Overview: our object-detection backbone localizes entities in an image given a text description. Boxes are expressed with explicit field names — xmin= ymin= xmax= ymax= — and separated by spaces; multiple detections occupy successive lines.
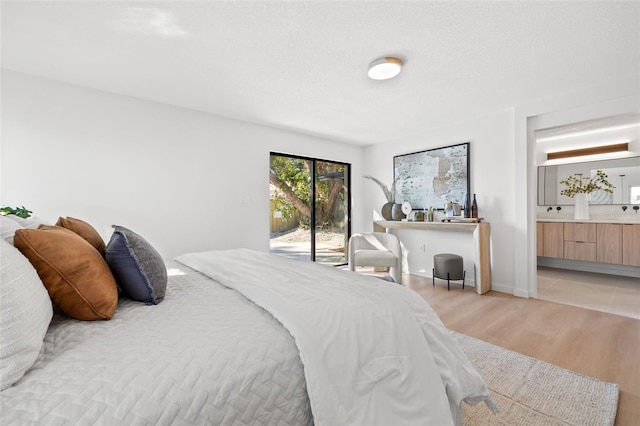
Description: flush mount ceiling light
xmin=368 ymin=57 xmax=403 ymax=80
xmin=546 ymin=142 xmax=629 ymax=161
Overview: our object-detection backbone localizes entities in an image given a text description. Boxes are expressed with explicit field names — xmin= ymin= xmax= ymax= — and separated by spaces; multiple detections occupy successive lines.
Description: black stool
xmin=433 ymin=253 xmax=465 ymax=291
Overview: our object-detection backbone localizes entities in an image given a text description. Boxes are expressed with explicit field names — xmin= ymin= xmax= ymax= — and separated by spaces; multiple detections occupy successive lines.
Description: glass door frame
xmin=269 ymin=152 xmax=351 ymax=264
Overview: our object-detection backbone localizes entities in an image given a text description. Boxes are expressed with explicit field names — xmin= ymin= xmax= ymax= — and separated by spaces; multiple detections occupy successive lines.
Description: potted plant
xmin=559 ymin=170 xmax=614 ymax=219
xmin=363 ymin=176 xmax=404 ymax=220
xmin=0 ymin=205 xmax=32 ymax=219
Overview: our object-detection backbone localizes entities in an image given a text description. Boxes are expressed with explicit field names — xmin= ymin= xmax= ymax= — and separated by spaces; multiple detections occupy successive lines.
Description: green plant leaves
xmin=559 ymin=170 xmax=614 ymax=198
xmin=0 ymin=205 xmax=32 ymax=219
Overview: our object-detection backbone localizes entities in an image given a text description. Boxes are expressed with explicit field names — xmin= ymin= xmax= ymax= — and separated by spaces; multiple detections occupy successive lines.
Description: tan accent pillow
xmin=56 ymin=216 xmax=106 ymax=256
xmin=13 ymin=225 xmax=117 ymax=321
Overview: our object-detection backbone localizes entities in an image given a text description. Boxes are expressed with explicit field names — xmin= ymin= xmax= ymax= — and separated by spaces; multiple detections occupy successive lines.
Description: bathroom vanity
xmin=537 ymin=219 xmax=640 ymax=277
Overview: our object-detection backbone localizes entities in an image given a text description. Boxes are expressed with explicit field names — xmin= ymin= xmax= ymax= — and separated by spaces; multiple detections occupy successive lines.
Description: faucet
xmin=556 ymin=206 xmax=562 ymax=213
xmin=634 ymin=206 xmax=639 ymax=214
xmin=547 ymin=207 xmax=553 ymax=212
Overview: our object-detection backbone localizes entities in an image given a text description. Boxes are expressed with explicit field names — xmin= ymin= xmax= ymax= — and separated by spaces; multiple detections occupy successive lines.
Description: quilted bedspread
xmin=0 ymin=261 xmax=313 ymax=425
xmin=176 ymin=249 xmax=495 ymax=426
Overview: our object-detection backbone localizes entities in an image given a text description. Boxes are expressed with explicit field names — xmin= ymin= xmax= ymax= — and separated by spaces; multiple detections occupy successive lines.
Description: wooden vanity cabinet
xmin=564 ymin=222 xmax=596 ymax=262
xmin=536 ymin=223 xmax=544 ymax=257
xmin=540 ymin=222 xmax=564 ymax=258
xmin=622 ymin=224 xmax=640 ymax=266
xmin=596 ymin=223 xmax=622 ymax=264
xmin=538 ymin=221 xmax=639 ymax=269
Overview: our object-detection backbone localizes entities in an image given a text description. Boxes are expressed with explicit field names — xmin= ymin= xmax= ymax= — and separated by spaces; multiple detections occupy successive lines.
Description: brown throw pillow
xmin=14 ymin=225 xmax=118 ymax=321
xmin=56 ymin=216 xmax=106 ymax=256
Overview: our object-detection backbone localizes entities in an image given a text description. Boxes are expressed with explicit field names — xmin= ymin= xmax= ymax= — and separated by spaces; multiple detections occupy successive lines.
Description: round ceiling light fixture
xmin=367 ymin=57 xmax=403 ymax=80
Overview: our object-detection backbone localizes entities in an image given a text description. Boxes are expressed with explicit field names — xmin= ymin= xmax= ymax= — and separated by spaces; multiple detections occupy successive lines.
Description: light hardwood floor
xmin=401 ymin=273 xmax=640 ymax=426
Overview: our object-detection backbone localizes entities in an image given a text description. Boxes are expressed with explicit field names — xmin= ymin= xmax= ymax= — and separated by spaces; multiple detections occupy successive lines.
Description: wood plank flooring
xmin=404 ymin=274 xmax=640 ymax=426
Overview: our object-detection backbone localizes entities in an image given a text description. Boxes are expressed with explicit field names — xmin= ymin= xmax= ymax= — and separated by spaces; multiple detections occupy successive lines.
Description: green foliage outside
xmin=270 ymin=192 xmax=299 ymax=227
xmin=270 ymin=156 xmax=345 ymax=230
xmin=0 ymin=205 xmax=32 ymax=218
xmin=271 ymin=156 xmax=310 ymax=226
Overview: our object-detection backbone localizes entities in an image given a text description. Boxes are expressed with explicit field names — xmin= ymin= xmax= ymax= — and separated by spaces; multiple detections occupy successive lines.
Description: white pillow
xmin=4 ymin=214 xmax=48 ymax=229
xmin=0 ymin=239 xmax=53 ymax=390
xmin=0 ymin=215 xmax=23 ymax=244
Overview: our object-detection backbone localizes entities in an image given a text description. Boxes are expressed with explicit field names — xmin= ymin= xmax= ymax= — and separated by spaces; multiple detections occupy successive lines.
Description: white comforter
xmin=1 ymin=260 xmax=313 ymax=425
xmin=176 ymin=249 xmax=495 ymax=426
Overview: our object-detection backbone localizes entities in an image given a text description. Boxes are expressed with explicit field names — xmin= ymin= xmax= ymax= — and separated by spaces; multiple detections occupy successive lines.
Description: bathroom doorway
xmin=533 ymin=112 xmax=640 ymax=319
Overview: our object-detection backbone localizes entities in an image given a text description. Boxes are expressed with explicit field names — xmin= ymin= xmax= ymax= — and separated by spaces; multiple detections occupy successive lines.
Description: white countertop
xmin=374 ymin=219 xmax=484 ymax=232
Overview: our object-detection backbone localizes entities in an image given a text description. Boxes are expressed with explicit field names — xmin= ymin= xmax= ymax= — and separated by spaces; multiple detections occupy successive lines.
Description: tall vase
xmin=574 ymin=193 xmax=590 ymax=220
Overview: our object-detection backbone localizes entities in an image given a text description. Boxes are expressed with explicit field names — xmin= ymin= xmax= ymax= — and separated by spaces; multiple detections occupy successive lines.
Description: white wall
xmin=362 ymin=109 xmax=516 ymax=293
xmin=1 ymin=70 xmax=365 ymax=259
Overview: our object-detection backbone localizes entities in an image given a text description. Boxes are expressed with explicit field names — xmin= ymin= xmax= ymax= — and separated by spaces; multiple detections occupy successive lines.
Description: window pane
xmin=315 ymin=161 xmax=349 ymax=265
xmin=269 ymin=155 xmax=312 ymax=261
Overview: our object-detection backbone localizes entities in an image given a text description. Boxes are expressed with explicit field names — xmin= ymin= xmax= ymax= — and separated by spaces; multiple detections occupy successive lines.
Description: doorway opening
xmin=269 ymin=152 xmax=350 ymax=265
xmin=533 ymin=112 xmax=640 ymax=319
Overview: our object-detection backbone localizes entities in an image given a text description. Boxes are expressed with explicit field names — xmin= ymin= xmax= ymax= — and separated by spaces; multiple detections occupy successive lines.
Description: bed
xmin=0 ymin=214 xmax=495 ymax=425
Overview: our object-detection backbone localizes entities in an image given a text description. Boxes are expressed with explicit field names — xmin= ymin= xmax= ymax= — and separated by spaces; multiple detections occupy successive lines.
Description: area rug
xmin=453 ymin=332 xmax=619 ymax=426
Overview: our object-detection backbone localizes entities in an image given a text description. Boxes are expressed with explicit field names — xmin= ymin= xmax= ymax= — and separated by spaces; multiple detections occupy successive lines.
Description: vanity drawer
xmin=564 ymin=222 xmax=596 ymax=243
xmin=564 ymin=241 xmax=597 ymax=262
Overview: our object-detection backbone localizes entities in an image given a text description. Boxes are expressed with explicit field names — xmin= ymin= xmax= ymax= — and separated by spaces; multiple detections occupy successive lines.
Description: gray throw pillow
xmin=105 ymin=225 xmax=167 ymax=305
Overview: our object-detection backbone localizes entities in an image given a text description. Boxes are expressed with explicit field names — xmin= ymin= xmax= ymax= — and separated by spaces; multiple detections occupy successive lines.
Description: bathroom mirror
xmin=538 ymin=156 xmax=640 ymax=206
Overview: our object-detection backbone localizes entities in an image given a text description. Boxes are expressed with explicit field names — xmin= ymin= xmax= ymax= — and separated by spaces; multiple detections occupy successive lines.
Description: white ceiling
xmin=2 ymin=1 xmax=639 ymax=146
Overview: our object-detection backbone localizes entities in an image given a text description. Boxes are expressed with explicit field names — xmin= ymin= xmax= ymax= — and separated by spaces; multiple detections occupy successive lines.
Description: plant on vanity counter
xmin=559 ymin=170 xmax=614 ymax=198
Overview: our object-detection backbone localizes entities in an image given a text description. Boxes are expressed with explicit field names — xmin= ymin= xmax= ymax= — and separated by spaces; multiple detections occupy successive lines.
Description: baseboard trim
xmin=512 ymin=288 xmax=531 ymax=298
xmin=411 ymin=271 xmax=519 ymax=296
xmin=537 ymin=257 xmax=640 ymax=278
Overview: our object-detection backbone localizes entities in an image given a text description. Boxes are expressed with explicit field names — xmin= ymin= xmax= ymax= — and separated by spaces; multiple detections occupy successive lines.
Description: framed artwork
xmin=393 ymin=142 xmax=470 ymax=210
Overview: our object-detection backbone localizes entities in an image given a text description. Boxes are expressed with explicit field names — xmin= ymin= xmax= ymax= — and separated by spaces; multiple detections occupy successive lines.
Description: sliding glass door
xmin=269 ymin=153 xmax=350 ymax=265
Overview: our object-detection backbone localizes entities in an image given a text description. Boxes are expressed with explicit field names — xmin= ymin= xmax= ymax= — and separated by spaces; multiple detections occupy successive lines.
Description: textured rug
xmin=453 ymin=332 xmax=619 ymax=426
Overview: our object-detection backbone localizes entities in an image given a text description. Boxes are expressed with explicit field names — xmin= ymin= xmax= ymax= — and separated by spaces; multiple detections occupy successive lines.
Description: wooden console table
xmin=373 ymin=220 xmax=492 ymax=294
